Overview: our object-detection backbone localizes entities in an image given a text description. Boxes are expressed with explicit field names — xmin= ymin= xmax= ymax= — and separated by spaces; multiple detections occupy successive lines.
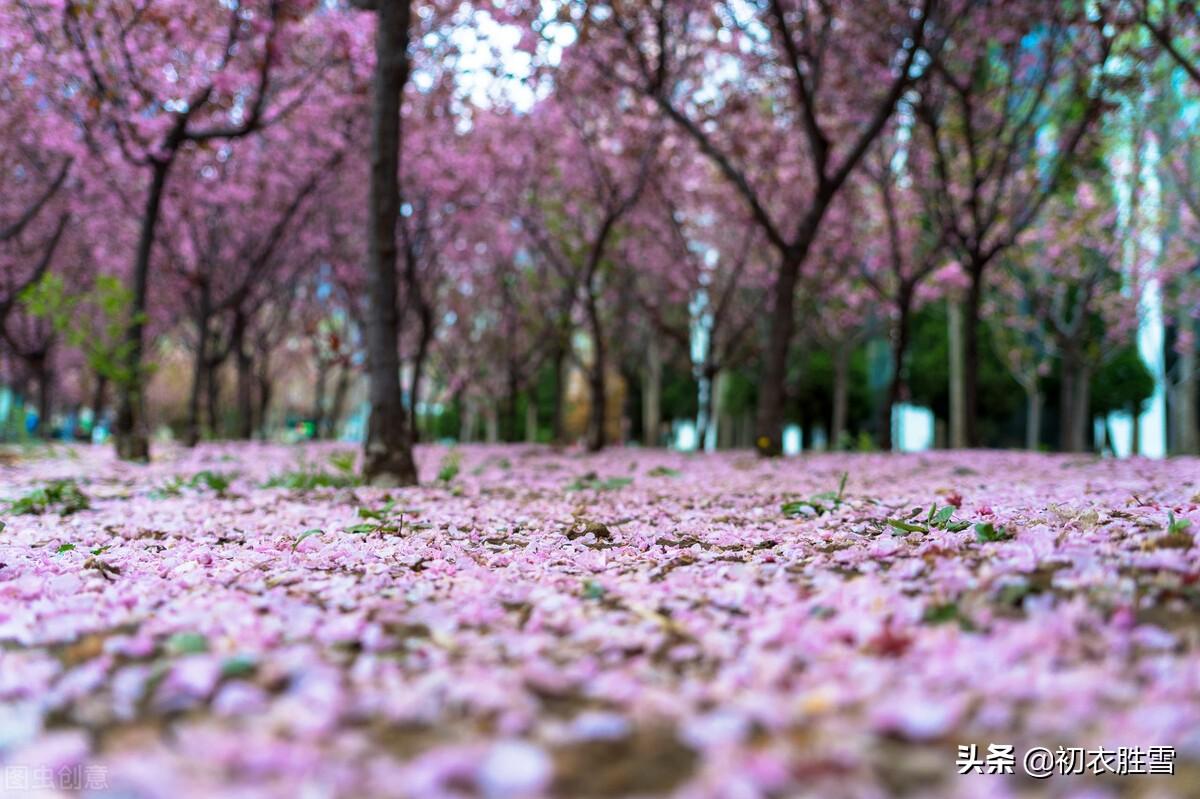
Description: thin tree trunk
xmin=551 ymin=344 xmax=566 ymax=445
xmin=962 ymin=264 xmax=984 ymax=447
xmin=115 ymin=159 xmax=171 ymax=462
xmin=484 ymin=405 xmax=500 ymax=444
xmin=255 ymin=354 xmax=273 ymax=440
xmin=233 ymin=314 xmax=253 ymax=440
xmin=1131 ymin=401 xmax=1141 ymax=456
xmin=1060 ymin=357 xmax=1091 ymax=453
xmin=697 ymin=365 xmax=718 ymax=452
xmin=361 ymin=0 xmax=418 ymax=486
xmin=505 ymin=367 xmax=519 ymax=443
xmin=642 ymin=335 xmax=662 ymax=447
xmin=204 ymin=355 xmax=221 ymax=440
xmin=35 ymin=354 xmax=52 ymax=439
xmin=185 ymin=292 xmax=210 ymax=448
xmin=831 ymin=344 xmax=850 ymax=451
xmin=525 ymin=390 xmax=539 ymax=443
xmin=409 ymin=308 xmax=432 ymax=443
xmin=948 ymin=298 xmax=968 ymax=449
xmin=327 ymin=363 xmax=351 ymax=440
xmin=585 ymin=292 xmax=606 ymax=452
xmin=1024 ymin=382 xmax=1041 ymax=451
xmin=755 ymin=251 xmax=802 ymax=455
xmin=460 ymin=399 xmax=476 ymax=443
xmin=1172 ymin=337 xmax=1196 ymax=454
xmin=90 ymin=374 xmax=107 ymax=436
xmin=312 ymin=357 xmax=329 ymax=439
xmin=880 ymin=296 xmax=911 ymax=451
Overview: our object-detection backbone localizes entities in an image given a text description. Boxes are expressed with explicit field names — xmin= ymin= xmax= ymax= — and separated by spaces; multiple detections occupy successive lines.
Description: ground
xmin=0 ymin=443 xmax=1198 ymax=799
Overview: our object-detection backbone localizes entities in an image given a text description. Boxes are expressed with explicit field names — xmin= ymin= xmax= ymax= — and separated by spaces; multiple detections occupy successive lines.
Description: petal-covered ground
xmin=1 ymin=443 xmax=1198 ymax=799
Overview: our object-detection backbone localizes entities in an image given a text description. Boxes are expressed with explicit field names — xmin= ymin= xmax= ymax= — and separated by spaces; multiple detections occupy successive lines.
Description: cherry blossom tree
xmin=912 ymin=0 xmax=1119 ymax=446
xmin=558 ymin=0 xmax=957 ymax=455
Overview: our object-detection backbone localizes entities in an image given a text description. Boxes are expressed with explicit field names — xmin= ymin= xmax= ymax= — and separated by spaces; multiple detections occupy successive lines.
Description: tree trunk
xmin=697 ymin=364 xmax=718 ymax=452
xmin=312 ymin=357 xmax=329 ymax=439
xmin=754 ymin=251 xmax=802 ymax=456
xmin=326 ymin=363 xmax=351 ymax=440
xmin=947 ymin=298 xmax=968 ymax=449
xmin=831 ymin=344 xmax=849 ymax=451
xmin=361 ymin=0 xmax=418 ymax=486
xmin=962 ymin=264 xmax=984 ymax=447
xmin=1060 ymin=356 xmax=1091 ymax=453
xmin=90 ymin=374 xmax=108 ymax=436
xmin=551 ymin=344 xmax=566 ymax=445
xmin=1172 ymin=338 xmax=1197 ymax=454
xmin=1131 ymin=401 xmax=1141 ymax=456
xmin=525 ymin=390 xmax=539 ymax=443
xmin=585 ymin=293 xmax=606 ymax=452
xmin=409 ymin=306 xmax=432 ymax=443
xmin=642 ymin=335 xmax=662 ymax=447
xmin=115 ymin=159 xmax=171 ymax=462
xmin=879 ymin=294 xmax=911 ymax=451
xmin=484 ymin=405 xmax=500 ymax=444
xmin=184 ymin=292 xmax=210 ymax=448
xmin=460 ymin=399 xmax=477 ymax=443
xmin=233 ymin=313 xmax=254 ymax=440
xmin=255 ymin=354 xmax=273 ymax=440
xmin=1024 ymin=382 xmax=1041 ymax=451
xmin=204 ymin=355 xmax=221 ymax=439
xmin=34 ymin=354 xmax=52 ymax=439
xmin=505 ymin=367 xmax=519 ymax=443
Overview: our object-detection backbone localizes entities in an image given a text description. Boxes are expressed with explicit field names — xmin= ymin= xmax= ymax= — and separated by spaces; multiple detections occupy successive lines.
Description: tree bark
xmin=255 ymin=354 xmax=273 ymax=440
xmin=484 ymin=405 xmax=500 ymax=443
xmin=879 ymin=293 xmax=912 ymax=451
xmin=831 ymin=344 xmax=850 ymax=451
xmin=409 ymin=304 xmax=433 ymax=443
xmin=1172 ymin=337 xmax=1197 ymax=455
xmin=312 ymin=357 xmax=329 ymax=439
xmin=585 ymin=292 xmax=606 ymax=452
xmin=948 ymin=298 xmax=968 ymax=449
xmin=1024 ymin=383 xmax=1041 ymax=451
xmin=754 ymin=250 xmax=802 ymax=455
xmin=361 ymin=0 xmax=418 ymax=486
xmin=551 ymin=344 xmax=567 ymax=445
xmin=89 ymin=373 xmax=108 ymax=437
xmin=642 ymin=335 xmax=662 ymax=447
xmin=326 ymin=363 xmax=351 ymax=440
xmin=204 ymin=354 xmax=221 ymax=439
xmin=233 ymin=313 xmax=254 ymax=440
xmin=1060 ymin=356 xmax=1091 ymax=453
xmin=962 ymin=264 xmax=984 ymax=447
xmin=34 ymin=353 xmax=52 ymax=439
xmin=525 ymin=390 xmax=539 ymax=443
xmin=115 ymin=159 xmax=171 ymax=462
xmin=184 ymin=287 xmax=210 ymax=448
xmin=697 ymin=364 xmax=718 ymax=452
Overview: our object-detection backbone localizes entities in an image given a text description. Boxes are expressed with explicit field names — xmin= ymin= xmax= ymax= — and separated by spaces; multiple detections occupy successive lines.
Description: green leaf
xmin=55 ymin=543 xmax=76 ymax=554
xmin=166 ymin=632 xmax=209 ymax=655
xmin=974 ymin=522 xmax=1013 ymax=543
xmin=887 ymin=519 xmax=929 ymax=535
xmin=220 ymin=654 xmax=257 ymax=678
xmin=931 ymin=505 xmax=956 ymax=527
xmin=582 ymin=580 xmax=606 ymax=600
xmin=344 ymin=523 xmax=377 ymax=534
xmin=922 ymin=603 xmax=960 ymax=625
xmin=292 ymin=529 xmax=324 ymax=550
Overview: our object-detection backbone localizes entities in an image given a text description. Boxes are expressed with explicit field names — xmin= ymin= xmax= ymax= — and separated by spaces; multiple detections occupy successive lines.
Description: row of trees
xmin=1 ymin=1 xmax=1198 ymax=481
